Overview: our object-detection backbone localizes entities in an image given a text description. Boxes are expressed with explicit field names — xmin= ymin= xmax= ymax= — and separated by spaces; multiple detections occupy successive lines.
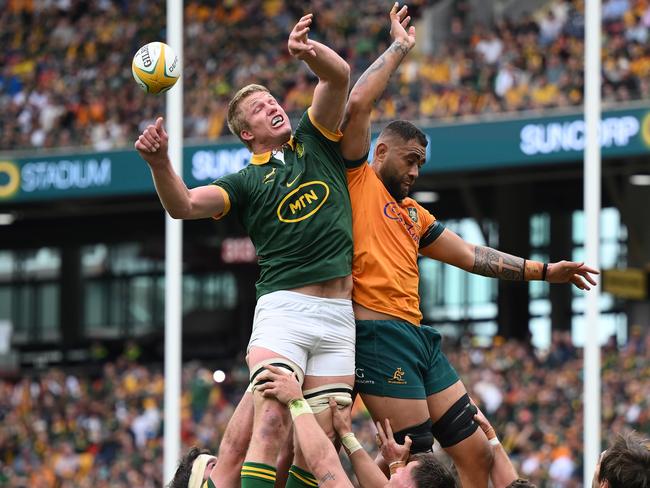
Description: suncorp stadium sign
xmin=20 ymin=158 xmax=112 ymax=192
xmin=519 ymin=115 xmax=640 ymax=156
xmin=425 ymin=105 xmax=650 ymax=172
xmin=0 ymin=155 xmax=130 ymax=203
xmin=190 ymin=147 xmax=250 ymax=181
xmin=0 ymin=143 xmax=250 ymax=203
xmin=2 ymin=106 xmax=650 ymax=203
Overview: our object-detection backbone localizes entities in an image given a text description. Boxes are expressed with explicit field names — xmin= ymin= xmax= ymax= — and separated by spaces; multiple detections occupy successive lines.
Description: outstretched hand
xmin=376 ymin=418 xmax=411 ymax=465
xmin=134 ymin=116 xmax=169 ymax=168
xmin=389 ymin=2 xmax=416 ymax=51
xmin=288 ymin=13 xmax=316 ymax=59
xmin=546 ymin=261 xmax=599 ymax=290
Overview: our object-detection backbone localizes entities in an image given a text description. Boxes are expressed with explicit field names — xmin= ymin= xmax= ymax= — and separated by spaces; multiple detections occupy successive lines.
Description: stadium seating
xmin=1 ymin=0 xmax=650 ymax=151
xmin=1 ymin=334 xmax=647 ymax=486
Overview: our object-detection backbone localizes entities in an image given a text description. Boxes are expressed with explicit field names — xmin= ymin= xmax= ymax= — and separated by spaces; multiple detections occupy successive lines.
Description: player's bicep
xmin=341 ymin=107 xmax=371 ymax=164
xmin=310 ymin=80 xmax=348 ymax=135
xmin=187 ymin=185 xmax=229 ymax=219
xmin=420 ymin=227 xmax=475 ymax=271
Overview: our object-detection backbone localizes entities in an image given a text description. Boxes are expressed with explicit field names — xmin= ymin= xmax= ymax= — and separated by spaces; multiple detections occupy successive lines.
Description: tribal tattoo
xmin=353 ymin=41 xmax=409 ymax=104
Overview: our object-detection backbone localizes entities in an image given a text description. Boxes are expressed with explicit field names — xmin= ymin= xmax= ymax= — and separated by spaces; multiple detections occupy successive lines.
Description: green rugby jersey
xmin=212 ymin=109 xmax=353 ymax=298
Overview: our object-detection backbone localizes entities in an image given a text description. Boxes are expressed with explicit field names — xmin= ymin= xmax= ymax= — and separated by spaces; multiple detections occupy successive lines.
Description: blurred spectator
xmin=0 ymin=0 xmax=649 ymax=153
xmin=0 ymin=332 xmax=648 ymax=487
xmin=1 ymin=0 xmax=650 ymax=152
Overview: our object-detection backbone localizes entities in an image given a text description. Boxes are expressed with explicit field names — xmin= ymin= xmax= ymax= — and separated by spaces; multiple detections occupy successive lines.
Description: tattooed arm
xmin=292 ymin=413 xmax=354 ymax=488
xmin=420 ymin=227 xmax=599 ymax=288
xmin=341 ymin=3 xmax=415 ymax=161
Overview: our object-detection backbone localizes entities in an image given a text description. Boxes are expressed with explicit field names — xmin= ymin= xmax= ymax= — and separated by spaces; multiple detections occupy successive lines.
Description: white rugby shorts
xmin=248 ymin=290 xmax=355 ymax=376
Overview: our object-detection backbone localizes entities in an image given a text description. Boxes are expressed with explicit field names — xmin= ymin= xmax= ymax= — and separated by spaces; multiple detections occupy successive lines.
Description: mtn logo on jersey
xmin=277 ymin=181 xmax=330 ymax=223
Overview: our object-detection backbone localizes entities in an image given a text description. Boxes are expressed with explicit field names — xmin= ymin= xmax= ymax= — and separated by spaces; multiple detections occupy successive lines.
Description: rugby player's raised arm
xmin=135 ymin=117 xmax=226 ymax=219
xmin=341 ymin=3 xmax=415 ymax=161
xmin=288 ymin=13 xmax=350 ymax=133
xmin=420 ymin=227 xmax=599 ymax=289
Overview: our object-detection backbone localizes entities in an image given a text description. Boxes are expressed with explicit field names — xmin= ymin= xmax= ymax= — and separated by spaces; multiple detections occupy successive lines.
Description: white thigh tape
xmin=249 ymin=357 xmax=304 ymax=391
xmin=303 ymin=383 xmax=353 ymax=414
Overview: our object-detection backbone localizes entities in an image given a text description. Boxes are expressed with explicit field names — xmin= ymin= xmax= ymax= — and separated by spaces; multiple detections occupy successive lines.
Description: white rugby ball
xmin=132 ymin=41 xmax=181 ymax=94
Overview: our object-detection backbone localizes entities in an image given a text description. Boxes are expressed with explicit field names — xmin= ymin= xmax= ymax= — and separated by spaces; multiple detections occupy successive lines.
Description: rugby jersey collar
xmin=250 ymin=136 xmax=295 ymax=165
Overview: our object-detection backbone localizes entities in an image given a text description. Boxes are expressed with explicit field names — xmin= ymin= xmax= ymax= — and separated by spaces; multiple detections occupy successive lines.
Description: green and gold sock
xmin=286 ymin=465 xmax=318 ymax=488
xmin=241 ymin=462 xmax=277 ymax=488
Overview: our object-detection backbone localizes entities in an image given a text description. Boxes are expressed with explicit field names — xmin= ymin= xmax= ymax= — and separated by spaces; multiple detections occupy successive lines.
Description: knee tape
xmin=393 ymin=419 xmax=434 ymax=454
xmin=431 ymin=393 xmax=478 ymax=448
xmin=249 ymin=357 xmax=304 ymax=392
xmin=303 ymin=384 xmax=353 ymax=414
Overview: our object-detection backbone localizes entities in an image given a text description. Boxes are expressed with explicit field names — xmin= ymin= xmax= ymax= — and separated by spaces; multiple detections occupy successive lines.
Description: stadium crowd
xmin=0 ymin=332 xmax=647 ymax=487
xmin=2 ymin=0 xmax=650 ymax=151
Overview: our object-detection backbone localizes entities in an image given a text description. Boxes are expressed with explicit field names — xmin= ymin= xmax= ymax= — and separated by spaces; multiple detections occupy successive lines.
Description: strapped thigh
xmin=248 ymin=357 xmax=305 ymax=392
xmin=393 ymin=419 xmax=434 ymax=454
xmin=431 ymin=393 xmax=478 ymax=448
xmin=302 ymin=383 xmax=353 ymax=414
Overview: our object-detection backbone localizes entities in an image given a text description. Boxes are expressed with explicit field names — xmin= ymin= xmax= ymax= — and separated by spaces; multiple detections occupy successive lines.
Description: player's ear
xmin=374 ymin=142 xmax=388 ymax=163
xmin=240 ymin=129 xmax=254 ymax=143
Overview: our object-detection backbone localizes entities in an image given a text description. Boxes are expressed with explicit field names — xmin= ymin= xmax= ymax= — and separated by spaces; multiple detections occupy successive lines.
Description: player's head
xmin=373 ymin=120 xmax=427 ymax=202
xmin=228 ymin=84 xmax=291 ymax=151
xmin=168 ymin=447 xmax=217 ymax=488
xmin=593 ymin=431 xmax=650 ymax=488
xmin=386 ymin=453 xmax=457 ymax=488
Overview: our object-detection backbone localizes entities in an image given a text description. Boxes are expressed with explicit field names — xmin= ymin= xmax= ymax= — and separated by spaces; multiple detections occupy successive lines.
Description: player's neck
xmin=251 ymin=136 xmax=291 ymax=155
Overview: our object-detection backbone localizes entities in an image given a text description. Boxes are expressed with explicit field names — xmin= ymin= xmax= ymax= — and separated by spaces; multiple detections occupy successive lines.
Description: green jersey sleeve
xmin=211 ymin=169 xmax=248 ymax=219
xmin=295 ymin=108 xmax=343 ymax=143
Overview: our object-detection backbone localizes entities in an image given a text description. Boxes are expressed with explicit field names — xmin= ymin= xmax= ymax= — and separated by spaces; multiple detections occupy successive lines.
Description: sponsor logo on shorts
xmin=355 ymin=368 xmax=374 ymax=385
xmin=387 ymin=367 xmax=407 ymax=385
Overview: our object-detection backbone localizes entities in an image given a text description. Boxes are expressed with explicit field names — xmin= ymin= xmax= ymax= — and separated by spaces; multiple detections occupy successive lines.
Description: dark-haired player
xmin=340 ymin=3 xmax=598 ymax=487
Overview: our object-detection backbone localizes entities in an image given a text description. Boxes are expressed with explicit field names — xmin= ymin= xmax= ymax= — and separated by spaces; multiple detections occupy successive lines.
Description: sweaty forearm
xmin=303 ymin=41 xmax=350 ymax=84
xmin=348 ymin=40 xmax=411 ymax=111
xmin=149 ymin=163 xmax=192 ymax=219
xmin=471 ymin=246 xmax=546 ymax=281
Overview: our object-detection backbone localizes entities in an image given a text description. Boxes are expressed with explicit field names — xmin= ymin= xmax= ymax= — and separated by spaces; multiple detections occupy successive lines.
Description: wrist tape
xmin=289 ymin=399 xmax=312 ymax=420
xmin=341 ymin=432 xmax=363 ymax=454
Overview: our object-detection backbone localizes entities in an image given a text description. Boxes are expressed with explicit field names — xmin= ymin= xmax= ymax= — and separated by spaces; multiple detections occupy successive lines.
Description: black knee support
xmin=393 ymin=419 xmax=434 ymax=454
xmin=431 ymin=393 xmax=478 ymax=448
